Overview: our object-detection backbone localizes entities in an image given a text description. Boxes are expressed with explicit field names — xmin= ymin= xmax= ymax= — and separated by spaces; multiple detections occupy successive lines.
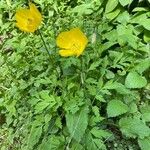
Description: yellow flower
xmin=56 ymin=28 xmax=88 ymax=57
xmin=15 ymin=3 xmax=42 ymax=32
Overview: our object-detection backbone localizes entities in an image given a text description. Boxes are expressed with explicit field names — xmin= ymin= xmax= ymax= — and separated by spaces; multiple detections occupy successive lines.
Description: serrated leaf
xmin=117 ymin=25 xmax=138 ymax=49
xmin=27 ymin=126 xmax=43 ymax=149
xmin=141 ymin=19 xmax=150 ymax=31
xmin=105 ymin=0 xmax=118 ymax=13
xmin=138 ymin=136 xmax=150 ymax=150
xmin=129 ymin=103 xmax=138 ymax=113
xmin=105 ymin=8 xmax=120 ymax=20
xmin=119 ymin=117 xmax=150 ymax=138
xmin=39 ymin=135 xmax=65 ymax=150
xmin=72 ymin=3 xmax=93 ymax=15
xmin=116 ymin=11 xmax=130 ymax=24
xmin=88 ymin=60 xmax=101 ymax=71
xmin=66 ymin=106 xmax=89 ymax=142
xmin=85 ymin=131 xmax=106 ymax=150
xmin=144 ymin=30 xmax=150 ymax=43
xmin=130 ymin=15 xmax=150 ymax=31
xmin=70 ymin=141 xmax=83 ymax=150
xmin=125 ymin=71 xmax=147 ymax=88
xmin=130 ymin=14 xmax=147 ymax=24
xmin=119 ymin=0 xmax=132 ymax=6
xmin=91 ymin=128 xmax=112 ymax=139
xmin=34 ymin=101 xmax=50 ymax=114
xmin=140 ymin=105 xmax=150 ymax=122
xmin=135 ymin=58 xmax=150 ymax=74
xmin=107 ymin=100 xmax=128 ymax=117
xmin=142 ymin=113 xmax=150 ymax=122
xmin=104 ymin=81 xmax=130 ymax=94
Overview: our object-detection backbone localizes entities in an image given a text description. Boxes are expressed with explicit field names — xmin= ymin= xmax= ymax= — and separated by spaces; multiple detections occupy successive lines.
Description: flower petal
xmin=29 ymin=3 xmax=42 ymax=24
xmin=59 ymin=49 xmax=76 ymax=57
xmin=70 ymin=28 xmax=88 ymax=46
xmin=56 ymin=28 xmax=88 ymax=57
xmin=56 ymin=31 xmax=74 ymax=49
xmin=15 ymin=3 xmax=42 ymax=32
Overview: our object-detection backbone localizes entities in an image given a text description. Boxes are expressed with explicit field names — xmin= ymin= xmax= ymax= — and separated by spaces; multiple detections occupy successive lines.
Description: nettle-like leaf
xmin=144 ymin=30 xmax=150 ymax=43
xmin=71 ymin=1 xmax=102 ymax=15
xmin=134 ymin=58 xmax=150 ymax=74
xmin=91 ymin=127 xmax=112 ymax=139
xmin=117 ymin=24 xmax=138 ymax=49
xmin=103 ymin=80 xmax=130 ymax=94
xmin=90 ymin=106 xmax=105 ymax=126
xmin=130 ymin=13 xmax=150 ymax=31
xmin=138 ymin=136 xmax=150 ymax=150
xmin=70 ymin=141 xmax=83 ymax=150
xmin=119 ymin=117 xmax=150 ymax=139
xmin=116 ymin=11 xmax=130 ymax=24
xmin=125 ymin=71 xmax=147 ymax=88
xmin=64 ymin=95 xmax=84 ymax=114
xmin=140 ymin=105 xmax=150 ymax=122
xmin=105 ymin=0 xmax=118 ymax=13
xmin=105 ymin=8 xmax=121 ymax=20
xmin=66 ymin=105 xmax=89 ymax=142
xmin=39 ymin=135 xmax=65 ymax=150
xmin=84 ymin=131 xmax=106 ymax=150
xmin=34 ymin=90 xmax=62 ymax=114
xmin=27 ymin=125 xmax=43 ymax=150
xmin=107 ymin=99 xmax=128 ymax=117
xmin=88 ymin=60 xmax=102 ymax=71
xmin=119 ymin=0 xmax=132 ymax=6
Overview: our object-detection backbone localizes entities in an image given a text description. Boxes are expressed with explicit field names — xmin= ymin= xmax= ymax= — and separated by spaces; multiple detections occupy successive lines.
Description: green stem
xmin=38 ymin=29 xmax=60 ymax=77
xmin=80 ymin=56 xmax=84 ymax=86
xmin=38 ymin=30 xmax=53 ymax=62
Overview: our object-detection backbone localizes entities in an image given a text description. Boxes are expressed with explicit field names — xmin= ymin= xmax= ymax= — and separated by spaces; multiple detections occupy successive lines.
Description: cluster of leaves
xmin=0 ymin=0 xmax=150 ymax=149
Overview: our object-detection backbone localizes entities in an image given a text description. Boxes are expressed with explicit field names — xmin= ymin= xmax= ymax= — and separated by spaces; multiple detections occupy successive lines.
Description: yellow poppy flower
xmin=15 ymin=3 xmax=42 ymax=32
xmin=56 ymin=28 xmax=88 ymax=57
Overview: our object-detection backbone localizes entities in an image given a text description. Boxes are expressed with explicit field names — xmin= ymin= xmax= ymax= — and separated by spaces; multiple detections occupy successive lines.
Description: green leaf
xmin=104 ymin=80 xmax=130 ymax=94
xmin=91 ymin=128 xmax=112 ymax=139
xmin=72 ymin=1 xmax=101 ymax=15
xmin=130 ymin=15 xmax=150 ymax=31
xmin=70 ymin=141 xmax=83 ymax=150
xmin=105 ymin=70 xmax=115 ymax=79
xmin=125 ymin=71 xmax=147 ymax=88
xmin=105 ymin=8 xmax=120 ymax=20
xmin=88 ymin=60 xmax=102 ymax=71
xmin=39 ymin=135 xmax=65 ymax=150
xmin=129 ymin=102 xmax=138 ymax=113
xmin=105 ymin=0 xmax=118 ymax=13
xmin=119 ymin=0 xmax=132 ymax=6
xmin=27 ymin=126 xmax=43 ymax=149
xmin=66 ymin=106 xmax=89 ymax=142
xmin=132 ymin=7 xmax=149 ymax=12
xmin=34 ymin=92 xmax=57 ymax=114
xmin=140 ymin=105 xmax=150 ymax=122
xmin=142 ymin=113 xmax=150 ymax=122
xmin=138 ymin=136 xmax=150 ymax=150
xmin=107 ymin=99 xmax=128 ymax=117
xmin=116 ymin=11 xmax=130 ymax=24
xmin=72 ymin=3 xmax=93 ymax=15
xmin=135 ymin=58 xmax=150 ymax=74
xmin=144 ymin=30 xmax=150 ymax=43
xmin=141 ymin=19 xmax=150 ymax=31
xmin=130 ymin=13 xmax=147 ymax=24
xmin=34 ymin=101 xmax=50 ymax=114
xmin=119 ymin=117 xmax=150 ymax=138
xmin=85 ymin=131 xmax=106 ymax=150
xmin=117 ymin=25 xmax=138 ymax=49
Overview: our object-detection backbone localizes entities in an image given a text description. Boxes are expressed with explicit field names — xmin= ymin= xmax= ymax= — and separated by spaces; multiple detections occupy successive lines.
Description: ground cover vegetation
xmin=0 ymin=0 xmax=150 ymax=149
